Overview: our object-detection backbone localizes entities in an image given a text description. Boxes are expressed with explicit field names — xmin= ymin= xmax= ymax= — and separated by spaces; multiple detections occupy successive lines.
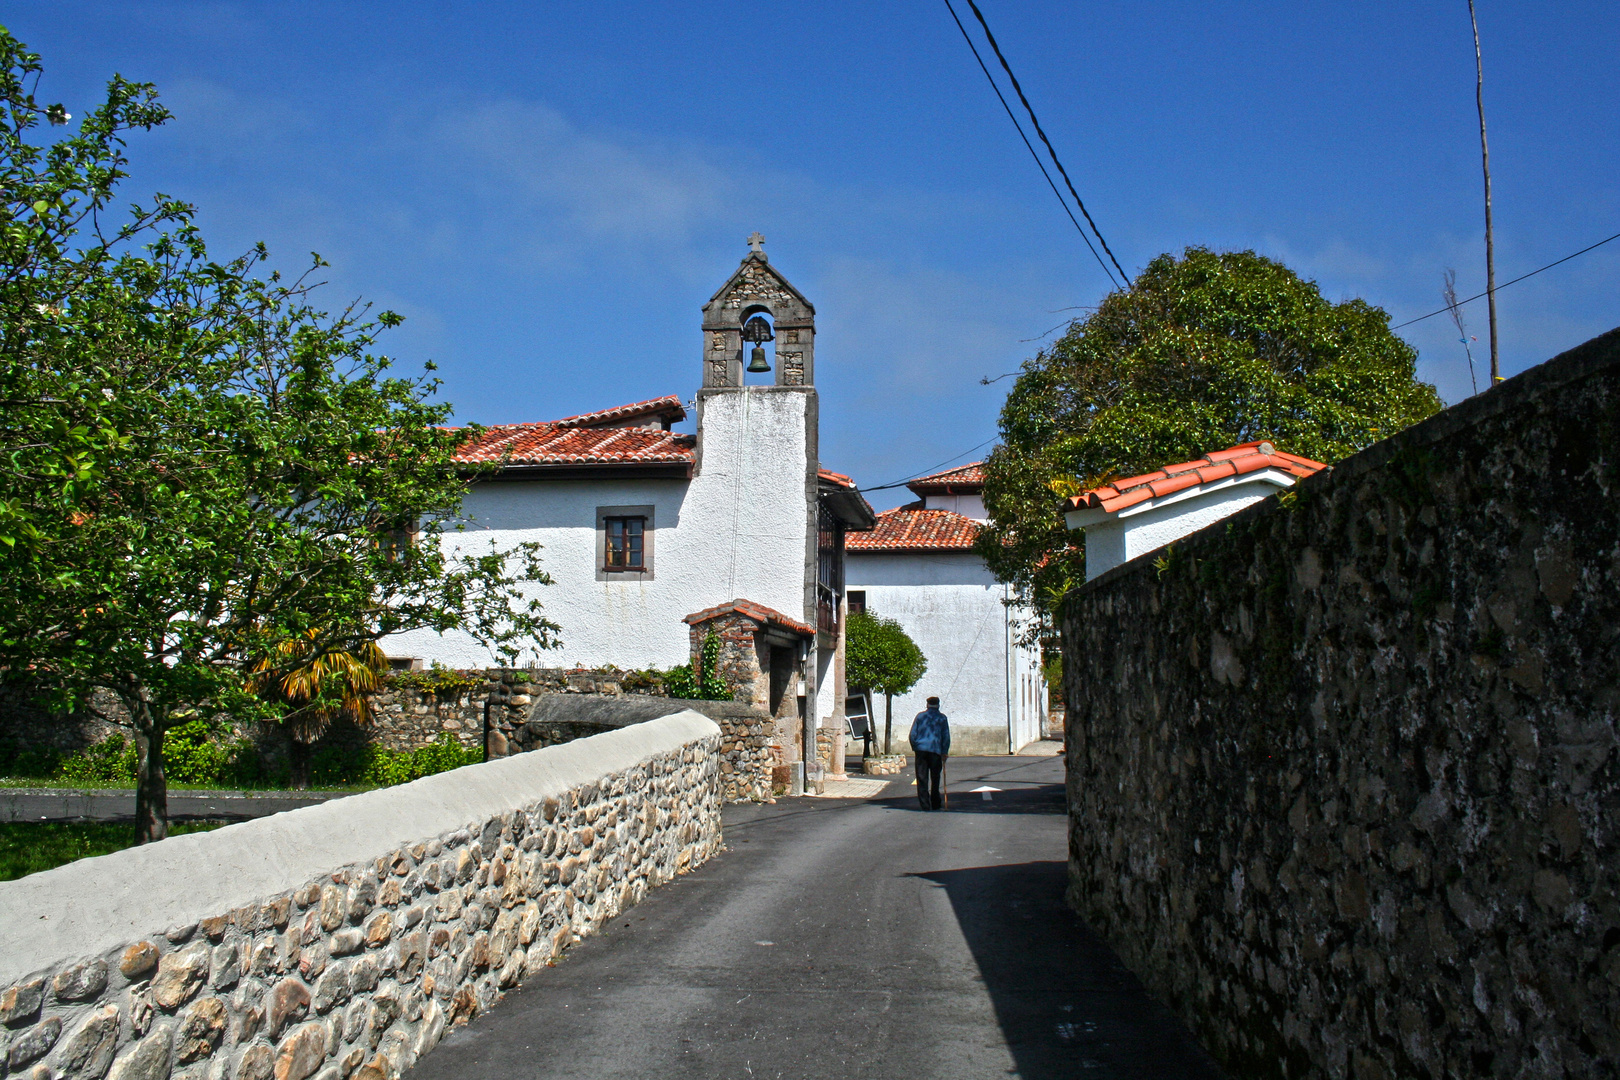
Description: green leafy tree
xmin=978 ymin=247 xmax=1443 ymax=622
xmin=0 ymin=31 xmax=559 ymax=843
xmin=845 ymin=610 xmax=927 ymax=755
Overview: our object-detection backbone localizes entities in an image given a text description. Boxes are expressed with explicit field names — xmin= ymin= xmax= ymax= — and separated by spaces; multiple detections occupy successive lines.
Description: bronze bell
xmin=742 ymin=314 xmax=773 ymax=373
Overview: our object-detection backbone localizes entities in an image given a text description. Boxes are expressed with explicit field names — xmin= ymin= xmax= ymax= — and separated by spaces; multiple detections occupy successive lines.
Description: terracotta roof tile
xmin=552 ymin=395 xmax=686 ymax=429
xmin=906 ymin=461 xmax=986 ymax=495
xmin=683 ymin=599 xmax=815 ymax=637
xmin=817 ymin=466 xmax=857 ymax=489
xmin=846 ymin=507 xmax=981 ymax=552
xmin=450 ymin=395 xmax=694 ymax=469
xmin=1065 ymin=441 xmax=1328 ymax=517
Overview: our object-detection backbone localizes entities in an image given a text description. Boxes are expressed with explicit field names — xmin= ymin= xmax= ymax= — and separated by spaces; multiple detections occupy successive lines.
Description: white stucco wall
xmin=847 ymin=551 xmax=1045 ymax=756
xmin=1077 ymin=474 xmax=1298 ymax=580
xmin=922 ymin=492 xmax=987 ymax=520
xmin=387 ymin=387 xmax=815 ymax=672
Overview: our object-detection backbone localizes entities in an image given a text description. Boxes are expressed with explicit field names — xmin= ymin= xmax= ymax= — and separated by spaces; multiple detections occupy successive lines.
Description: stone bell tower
xmin=699 ymin=233 xmax=816 ymax=389
xmin=688 ymin=235 xmax=825 ymax=787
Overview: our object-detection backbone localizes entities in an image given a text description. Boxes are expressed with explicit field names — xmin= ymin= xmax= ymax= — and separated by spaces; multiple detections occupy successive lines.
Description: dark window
xmin=604 ymin=516 xmax=646 ymax=570
xmin=847 ymin=591 xmax=866 ymax=615
xmin=816 ymin=502 xmax=845 ymax=634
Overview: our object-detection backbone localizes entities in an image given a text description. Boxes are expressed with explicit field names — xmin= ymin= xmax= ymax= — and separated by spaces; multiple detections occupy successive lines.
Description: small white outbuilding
xmin=1063 ymin=441 xmax=1328 ymax=581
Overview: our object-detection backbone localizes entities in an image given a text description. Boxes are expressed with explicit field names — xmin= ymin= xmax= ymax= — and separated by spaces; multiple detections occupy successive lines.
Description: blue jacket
xmin=909 ymin=708 xmax=951 ymax=756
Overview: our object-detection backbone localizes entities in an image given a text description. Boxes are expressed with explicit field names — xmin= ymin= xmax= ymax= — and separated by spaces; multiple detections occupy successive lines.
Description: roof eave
xmin=470 ymin=461 xmax=694 ymax=482
xmin=1065 ymin=468 xmax=1301 ymax=528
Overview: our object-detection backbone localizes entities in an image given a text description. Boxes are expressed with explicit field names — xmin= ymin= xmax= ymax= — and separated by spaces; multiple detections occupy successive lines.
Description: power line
xmin=941 ymin=0 xmax=1119 ymax=290
xmin=1392 ymin=229 xmax=1620 ymax=330
xmin=960 ymin=0 xmax=1132 ymax=288
xmin=860 ymin=436 xmax=1000 ymax=493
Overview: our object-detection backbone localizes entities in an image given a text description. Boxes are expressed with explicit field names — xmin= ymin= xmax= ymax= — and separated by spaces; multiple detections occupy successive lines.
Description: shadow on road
xmin=911 ymin=860 xmax=1225 ymax=1080
xmin=869 ymin=783 xmax=1067 ymax=815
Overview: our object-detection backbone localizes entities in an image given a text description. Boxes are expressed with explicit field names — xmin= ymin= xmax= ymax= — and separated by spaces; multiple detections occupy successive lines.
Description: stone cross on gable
xmin=746 ymin=232 xmax=765 ymax=253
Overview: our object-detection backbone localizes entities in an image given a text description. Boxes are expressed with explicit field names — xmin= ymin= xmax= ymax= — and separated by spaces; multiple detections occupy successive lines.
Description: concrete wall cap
xmin=0 ymin=709 xmax=719 ymax=984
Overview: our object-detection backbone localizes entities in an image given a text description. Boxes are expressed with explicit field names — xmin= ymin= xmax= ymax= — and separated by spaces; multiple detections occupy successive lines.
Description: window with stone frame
xmin=596 ymin=505 xmax=656 ymax=580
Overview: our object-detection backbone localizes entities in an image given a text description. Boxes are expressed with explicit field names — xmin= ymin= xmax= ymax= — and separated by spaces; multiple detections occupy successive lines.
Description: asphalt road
xmin=0 ymin=788 xmax=348 ymax=823
xmin=409 ymin=756 xmax=1223 ymax=1080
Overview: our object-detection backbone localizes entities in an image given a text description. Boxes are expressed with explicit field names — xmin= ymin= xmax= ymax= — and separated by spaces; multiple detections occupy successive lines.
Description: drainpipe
xmin=1004 ymin=583 xmax=1014 ymax=755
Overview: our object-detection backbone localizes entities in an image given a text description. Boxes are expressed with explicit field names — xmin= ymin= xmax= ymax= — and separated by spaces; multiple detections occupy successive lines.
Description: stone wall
xmin=1061 ymin=328 xmax=1620 ymax=1079
xmin=0 ymin=712 xmax=723 ymax=1080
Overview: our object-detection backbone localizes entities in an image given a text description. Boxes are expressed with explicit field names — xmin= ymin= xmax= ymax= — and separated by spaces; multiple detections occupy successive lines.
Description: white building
xmin=387 ymin=243 xmax=876 ymax=782
xmin=845 ymin=463 xmax=1047 ymax=756
xmin=1063 ymin=441 xmax=1328 ymax=580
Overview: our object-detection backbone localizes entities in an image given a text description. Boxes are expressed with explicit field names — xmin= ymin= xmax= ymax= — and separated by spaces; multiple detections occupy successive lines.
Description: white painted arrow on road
xmin=969 ymin=785 xmax=1002 ymax=802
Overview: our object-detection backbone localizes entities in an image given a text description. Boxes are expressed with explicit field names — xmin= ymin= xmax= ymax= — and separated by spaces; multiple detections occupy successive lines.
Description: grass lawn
xmin=0 ymin=821 xmax=226 ymax=881
xmin=0 ymin=778 xmax=375 ymax=793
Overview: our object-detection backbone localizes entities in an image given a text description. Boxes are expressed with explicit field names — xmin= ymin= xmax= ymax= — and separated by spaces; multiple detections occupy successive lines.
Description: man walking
xmin=909 ymin=696 xmax=950 ymax=811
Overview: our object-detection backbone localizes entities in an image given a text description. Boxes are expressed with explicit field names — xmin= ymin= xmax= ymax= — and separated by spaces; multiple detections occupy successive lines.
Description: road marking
xmin=969 ymin=785 xmax=1002 ymax=802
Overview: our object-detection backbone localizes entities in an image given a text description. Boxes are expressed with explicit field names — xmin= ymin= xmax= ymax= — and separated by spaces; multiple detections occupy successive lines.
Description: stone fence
xmin=492 ymin=695 xmax=774 ymax=805
xmin=1061 ymin=328 xmax=1620 ymax=1078
xmin=0 ymin=710 xmax=723 ymax=1080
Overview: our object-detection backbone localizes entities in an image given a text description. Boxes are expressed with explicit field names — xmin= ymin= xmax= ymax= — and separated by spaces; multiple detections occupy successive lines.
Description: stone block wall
xmin=1061 ymin=328 xmax=1620 ymax=1078
xmin=690 ymin=613 xmax=768 ymax=710
xmin=0 ymin=712 xmax=722 ymax=1080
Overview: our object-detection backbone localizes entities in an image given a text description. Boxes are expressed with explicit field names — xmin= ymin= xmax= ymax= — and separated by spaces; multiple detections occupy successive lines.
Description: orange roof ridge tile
xmin=1065 ymin=442 xmax=1329 ymax=517
xmin=683 ymin=599 xmax=815 ymax=637
xmin=906 ymin=461 xmax=986 ymax=494
xmin=552 ymin=395 xmax=686 ymax=429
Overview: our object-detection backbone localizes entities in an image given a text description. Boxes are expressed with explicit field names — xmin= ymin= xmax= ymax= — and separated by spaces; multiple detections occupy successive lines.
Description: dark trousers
xmin=915 ymin=750 xmax=944 ymax=809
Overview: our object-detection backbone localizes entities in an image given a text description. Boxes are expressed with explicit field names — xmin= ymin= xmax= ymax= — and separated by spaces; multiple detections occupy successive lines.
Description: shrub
xmin=53 ymin=735 xmax=137 ymax=784
xmin=309 ymin=733 xmax=479 ymax=788
xmin=386 ymin=664 xmax=486 ymax=698
xmin=662 ymin=632 xmax=733 ymax=701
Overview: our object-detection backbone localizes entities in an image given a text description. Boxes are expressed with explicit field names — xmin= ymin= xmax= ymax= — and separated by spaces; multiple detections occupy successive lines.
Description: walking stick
xmin=942 ymin=756 xmax=949 ymax=809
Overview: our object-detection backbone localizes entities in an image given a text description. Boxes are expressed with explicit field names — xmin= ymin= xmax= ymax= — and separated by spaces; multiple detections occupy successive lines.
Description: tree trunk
xmin=288 ymin=738 xmax=312 ymax=790
xmin=127 ymin=685 xmax=169 ymax=845
xmin=884 ymin=693 xmax=893 ymax=755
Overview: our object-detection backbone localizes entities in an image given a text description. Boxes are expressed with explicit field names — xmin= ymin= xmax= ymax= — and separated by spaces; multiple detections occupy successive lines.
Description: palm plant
xmin=250 ymin=631 xmax=389 ymax=788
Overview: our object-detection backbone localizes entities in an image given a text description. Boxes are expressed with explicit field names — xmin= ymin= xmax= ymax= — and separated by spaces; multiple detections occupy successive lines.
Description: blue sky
xmin=10 ymin=1 xmax=1617 ymax=509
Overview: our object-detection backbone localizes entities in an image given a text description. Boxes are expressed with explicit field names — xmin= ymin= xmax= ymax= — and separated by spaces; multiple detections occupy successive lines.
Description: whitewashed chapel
xmin=387 ymin=242 xmax=877 ymax=780
xmin=390 ymin=240 xmax=1046 ymax=770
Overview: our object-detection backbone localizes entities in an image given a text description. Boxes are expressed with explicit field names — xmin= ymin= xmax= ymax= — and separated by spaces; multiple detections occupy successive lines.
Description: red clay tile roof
xmin=683 ymin=599 xmax=815 ymax=637
xmin=907 ymin=461 xmax=986 ymax=496
xmin=552 ymin=395 xmax=686 ymax=429
xmin=846 ymin=507 xmax=981 ymax=552
xmin=454 ymin=423 xmax=695 ymax=468
xmin=817 ymin=466 xmax=857 ymax=489
xmin=450 ymin=396 xmax=694 ymax=469
xmin=1065 ymin=442 xmax=1328 ymax=516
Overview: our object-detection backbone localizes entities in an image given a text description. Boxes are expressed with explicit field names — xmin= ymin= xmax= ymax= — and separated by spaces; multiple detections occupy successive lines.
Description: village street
xmin=408 ymin=756 xmax=1223 ymax=1080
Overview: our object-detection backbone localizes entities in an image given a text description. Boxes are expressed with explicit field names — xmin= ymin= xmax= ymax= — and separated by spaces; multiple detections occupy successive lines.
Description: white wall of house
xmin=387 ymin=388 xmax=815 ymax=672
xmin=1076 ymin=475 xmax=1296 ymax=581
xmin=846 ymin=551 xmax=1045 ymax=756
xmin=921 ymin=492 xmax=987 ymax=520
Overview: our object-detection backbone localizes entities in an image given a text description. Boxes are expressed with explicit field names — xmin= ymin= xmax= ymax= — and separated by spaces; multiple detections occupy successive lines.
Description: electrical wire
xmin=858 ymin=436 xmax=1000 ymax=493
xmin=941 ymin=0 xmax=1118 ymax=290
xmin=960 ymin=0 xmax=1132 ymax=288
xmin=1392 ymin=230 xmax=1620 ymax=330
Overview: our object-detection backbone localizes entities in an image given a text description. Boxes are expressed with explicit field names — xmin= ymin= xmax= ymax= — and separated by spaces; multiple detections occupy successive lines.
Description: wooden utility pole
xmin=1468 ymin=0 xmax=1499 ymax=383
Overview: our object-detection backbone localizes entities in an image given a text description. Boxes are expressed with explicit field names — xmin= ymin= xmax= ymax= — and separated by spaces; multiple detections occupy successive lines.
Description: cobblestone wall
xmin=0 ymin=713 xmax=722 ymax=1080
xmin=1061 ymin=328 xmax=1620 ymax=1079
